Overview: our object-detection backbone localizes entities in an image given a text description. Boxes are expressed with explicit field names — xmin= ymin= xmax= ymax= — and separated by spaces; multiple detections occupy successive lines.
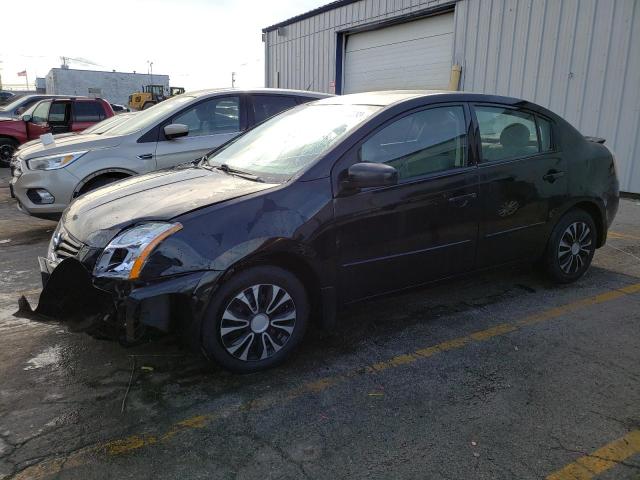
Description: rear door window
xmin=537 ymin=116 xmax=553 ymax=152
xmin=251 ymin=95 xmax=298 ymax=124
xmin=48 ymin=102 xmax=69 ymax=123
xmin=474 ymin=106 xmax=540 ymax=161
xmin=74 ymin=101 xmax=106 ymax=122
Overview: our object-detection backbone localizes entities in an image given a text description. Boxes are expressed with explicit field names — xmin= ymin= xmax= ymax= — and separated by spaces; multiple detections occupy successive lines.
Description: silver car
xmin=11 ymin=88 xmax=329 ymax=219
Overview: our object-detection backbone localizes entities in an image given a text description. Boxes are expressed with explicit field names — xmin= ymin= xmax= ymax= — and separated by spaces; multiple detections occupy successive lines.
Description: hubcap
xmin=220 ymin=284 xmax=296 ymax=362
xmin=250 ymin=313 xmax=269 ymax=333
xmin=558 ymin=221 xmax=592 ymax=274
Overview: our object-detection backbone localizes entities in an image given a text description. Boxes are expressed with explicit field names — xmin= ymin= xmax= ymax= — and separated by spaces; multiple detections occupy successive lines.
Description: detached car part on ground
xmin=9 ymin=88 xmax=329 ymax=219
xmin=18 ymin=91 xmax=619 ymax=373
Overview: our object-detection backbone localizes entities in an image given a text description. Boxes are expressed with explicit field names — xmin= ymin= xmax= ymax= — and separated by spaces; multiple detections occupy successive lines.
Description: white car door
xmin=154 ymin=95 xmax=243 ymax=169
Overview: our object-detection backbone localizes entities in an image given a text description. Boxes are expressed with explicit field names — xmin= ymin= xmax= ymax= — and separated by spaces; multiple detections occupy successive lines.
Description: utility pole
xmin=147 ymin=60 xmax=154 ymax=84
xmin=231 ymin=72 xmax=236 ymax=88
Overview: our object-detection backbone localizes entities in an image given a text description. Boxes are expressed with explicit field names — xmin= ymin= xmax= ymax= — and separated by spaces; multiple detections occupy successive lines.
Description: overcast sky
xmin=1 ymin=0 xmax=327 ymax=91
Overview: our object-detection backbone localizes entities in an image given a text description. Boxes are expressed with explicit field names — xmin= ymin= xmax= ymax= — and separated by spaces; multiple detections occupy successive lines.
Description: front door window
xmin=359 ymin=105 xmax=468 ymax=180
xmin=31 ymin=102 xmax=50 ymax=124
xmin=172 ymin=96 xmax=240 ymax=137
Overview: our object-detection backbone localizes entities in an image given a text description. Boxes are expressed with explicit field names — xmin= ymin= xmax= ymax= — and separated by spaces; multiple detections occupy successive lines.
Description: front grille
xmin=54 ymin=230 xmax=84 ymax=260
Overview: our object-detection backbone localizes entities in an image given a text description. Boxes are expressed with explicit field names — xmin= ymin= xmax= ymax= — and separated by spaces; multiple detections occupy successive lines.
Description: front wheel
xmin=544 ymin=209 xmax=597 ymax=283
xmin=0 ymin=138 xmax=18 ymax=167
xmin=201 ymin=266 xmax=309 ymax=373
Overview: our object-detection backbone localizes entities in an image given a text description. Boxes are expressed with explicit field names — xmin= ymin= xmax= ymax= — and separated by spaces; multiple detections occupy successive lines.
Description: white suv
xmin=11 ymin=88 xmax=329 ymax=219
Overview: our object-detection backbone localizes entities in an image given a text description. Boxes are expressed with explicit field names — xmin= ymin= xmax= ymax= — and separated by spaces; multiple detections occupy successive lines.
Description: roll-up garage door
xmin=343 ymin=12 xmax=454 ymax=94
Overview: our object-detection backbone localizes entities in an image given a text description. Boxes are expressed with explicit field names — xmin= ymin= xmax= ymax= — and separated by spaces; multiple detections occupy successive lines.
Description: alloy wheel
xmin=220 ymin=283 xmax=297 ymax=362
xmin=557 ymin=221 xmax=592 ymax=274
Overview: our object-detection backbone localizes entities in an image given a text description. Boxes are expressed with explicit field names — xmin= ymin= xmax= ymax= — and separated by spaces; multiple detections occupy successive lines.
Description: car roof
xmin=313 ymin=90 xmax=531 ymax=108
xmin=314 ymin=90 xmax=449 ymax=106
xmin=185 ymin=88 xmax=331 ymax=99
xmin=32 ymin=96 xmax=102 ymax=102
xmin=19 ymin=94 xmax=69 ymax=100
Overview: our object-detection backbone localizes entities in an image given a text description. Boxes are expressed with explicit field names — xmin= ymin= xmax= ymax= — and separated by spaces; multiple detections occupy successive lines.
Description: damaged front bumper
xmin=18 ymin=256 xmax=220 ymax=344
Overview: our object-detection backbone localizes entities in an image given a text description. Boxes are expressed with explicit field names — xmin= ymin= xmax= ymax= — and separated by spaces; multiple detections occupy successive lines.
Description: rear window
xmin=251 ymin=95 xmax=298 ymax=124
xmin=296 ymin=96 xmax=319 ymax=105
xmin=74 ymin=101 xmax=106 ymax=122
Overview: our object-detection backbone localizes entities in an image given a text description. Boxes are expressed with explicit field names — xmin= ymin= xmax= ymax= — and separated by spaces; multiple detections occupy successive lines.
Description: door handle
xmin=137 ymin=153 xmax=153 ymax=160
xmin=543 ymin=170 xmax=565 ymax=183
xmin=447 ymin=192 xmax=477 ymax=206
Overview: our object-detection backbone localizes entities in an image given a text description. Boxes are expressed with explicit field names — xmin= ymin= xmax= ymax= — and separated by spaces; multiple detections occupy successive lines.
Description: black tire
xmin=201 ymin=265 xmax=309 ymax=373
xmin=78 ymin=175 xmax=127 ymax=195
xmin=0 ymin=138 xmax=18 ymax=167
xmin=544 ymin=209 xmax=597 ymax=283
xmin=142 ymin=102 xmax=156 ymax=110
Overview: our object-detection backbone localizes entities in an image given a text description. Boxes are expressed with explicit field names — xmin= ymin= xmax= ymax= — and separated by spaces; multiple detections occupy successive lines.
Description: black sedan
xmin=27 ymin=91 xmax=619 ymax=373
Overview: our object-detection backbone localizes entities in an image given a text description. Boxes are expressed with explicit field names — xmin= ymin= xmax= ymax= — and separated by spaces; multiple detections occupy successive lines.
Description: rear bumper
xmin=32 ymin=257 xmax=220 ymax=342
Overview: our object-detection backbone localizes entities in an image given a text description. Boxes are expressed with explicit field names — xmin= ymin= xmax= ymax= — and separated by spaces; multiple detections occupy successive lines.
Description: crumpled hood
xmin=18 ymin=132 xmax=124 ymax=160
xmin=62 ymin=166 xmax=277 ymax=246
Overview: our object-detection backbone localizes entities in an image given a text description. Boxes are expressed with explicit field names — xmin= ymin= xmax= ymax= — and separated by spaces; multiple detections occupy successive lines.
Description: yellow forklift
xmin=128 ymin=85 xmax=185 ymax=111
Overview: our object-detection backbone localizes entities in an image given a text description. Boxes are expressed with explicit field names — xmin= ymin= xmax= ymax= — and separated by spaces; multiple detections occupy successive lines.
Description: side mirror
xmin=164 ymin=123 xmax=189 ymax=140
xmin=341 ymin=162 xmax=398 ymax=194
xmin=21 ymin=114 xmax=32 ymax=122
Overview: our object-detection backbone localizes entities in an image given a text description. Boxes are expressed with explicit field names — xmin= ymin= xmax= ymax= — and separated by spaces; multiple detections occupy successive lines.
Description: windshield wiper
xmin=214 ymin=163 xmax=264 ymax=183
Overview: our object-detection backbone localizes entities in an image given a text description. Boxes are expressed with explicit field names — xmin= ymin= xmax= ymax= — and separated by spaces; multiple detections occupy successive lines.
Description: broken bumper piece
xmin=16 ymin=257 xmax=212 ymax=343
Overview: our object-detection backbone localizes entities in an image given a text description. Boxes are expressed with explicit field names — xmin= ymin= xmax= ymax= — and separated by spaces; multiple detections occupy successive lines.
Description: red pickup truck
xmin=0 ymin=97 xmax=114 ymax=166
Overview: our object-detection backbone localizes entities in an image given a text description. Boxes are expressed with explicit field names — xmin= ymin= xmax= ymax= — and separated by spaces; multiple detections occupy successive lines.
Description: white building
xmin=45 ymin=68 xmax=170 ymax=106
xmin=263 ymin=0 xmax=640 ymax=193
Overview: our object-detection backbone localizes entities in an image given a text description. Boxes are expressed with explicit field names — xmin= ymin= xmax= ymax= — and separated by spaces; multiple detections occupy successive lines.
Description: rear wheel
xmin=142 ymin=102 xmax=156 ymax=110
xmin=201 ymin=265 xmax=309 ymax=373
xmin=544 ymin=209 xmax=597 ymax=283
xmin=0 ymin=138 xmax=18 ymax=167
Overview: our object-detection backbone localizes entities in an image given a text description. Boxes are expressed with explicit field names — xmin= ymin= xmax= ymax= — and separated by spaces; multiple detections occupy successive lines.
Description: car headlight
xmin=27 ymin=151 xmax=88 ymax=171
xmin=47 ymin=222 xmax=62 ymax=261
xmin=94 ymin=222 xmax=183 ymax=280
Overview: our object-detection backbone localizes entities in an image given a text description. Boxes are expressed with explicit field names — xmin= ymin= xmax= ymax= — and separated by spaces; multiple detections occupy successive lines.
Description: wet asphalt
xmin=0 ymin=168 xmax=639 ymax=480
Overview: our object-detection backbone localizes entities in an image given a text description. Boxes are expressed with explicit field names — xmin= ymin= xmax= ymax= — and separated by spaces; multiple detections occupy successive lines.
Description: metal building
xmin=263 ymin=0 xmax=640 ymax=193
xmin=45 ymin=68 xmax=170 ymax=106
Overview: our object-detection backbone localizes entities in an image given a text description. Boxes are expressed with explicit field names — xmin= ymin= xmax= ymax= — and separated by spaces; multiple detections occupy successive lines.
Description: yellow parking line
xmin=546 ymin=430 xmax=640 ymax=480
xmin=11 ymin=281 xmax=640 ymax=480
xmin=609 ymin=231 xmax=640 ymax=241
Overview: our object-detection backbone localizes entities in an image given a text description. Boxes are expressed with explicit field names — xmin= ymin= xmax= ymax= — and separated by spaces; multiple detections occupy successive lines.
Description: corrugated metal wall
xmin=265 ymin=0 xmax=640 ymax=192
xmin=454 ymin=0 xmax=640 ymax=193
xmin=264 ymin=0 xmax=451 ymax=93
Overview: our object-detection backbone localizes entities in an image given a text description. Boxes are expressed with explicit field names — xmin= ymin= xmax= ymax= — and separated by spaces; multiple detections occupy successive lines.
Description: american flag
xmin=17 ymin=70 xmax=27 ymax=77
